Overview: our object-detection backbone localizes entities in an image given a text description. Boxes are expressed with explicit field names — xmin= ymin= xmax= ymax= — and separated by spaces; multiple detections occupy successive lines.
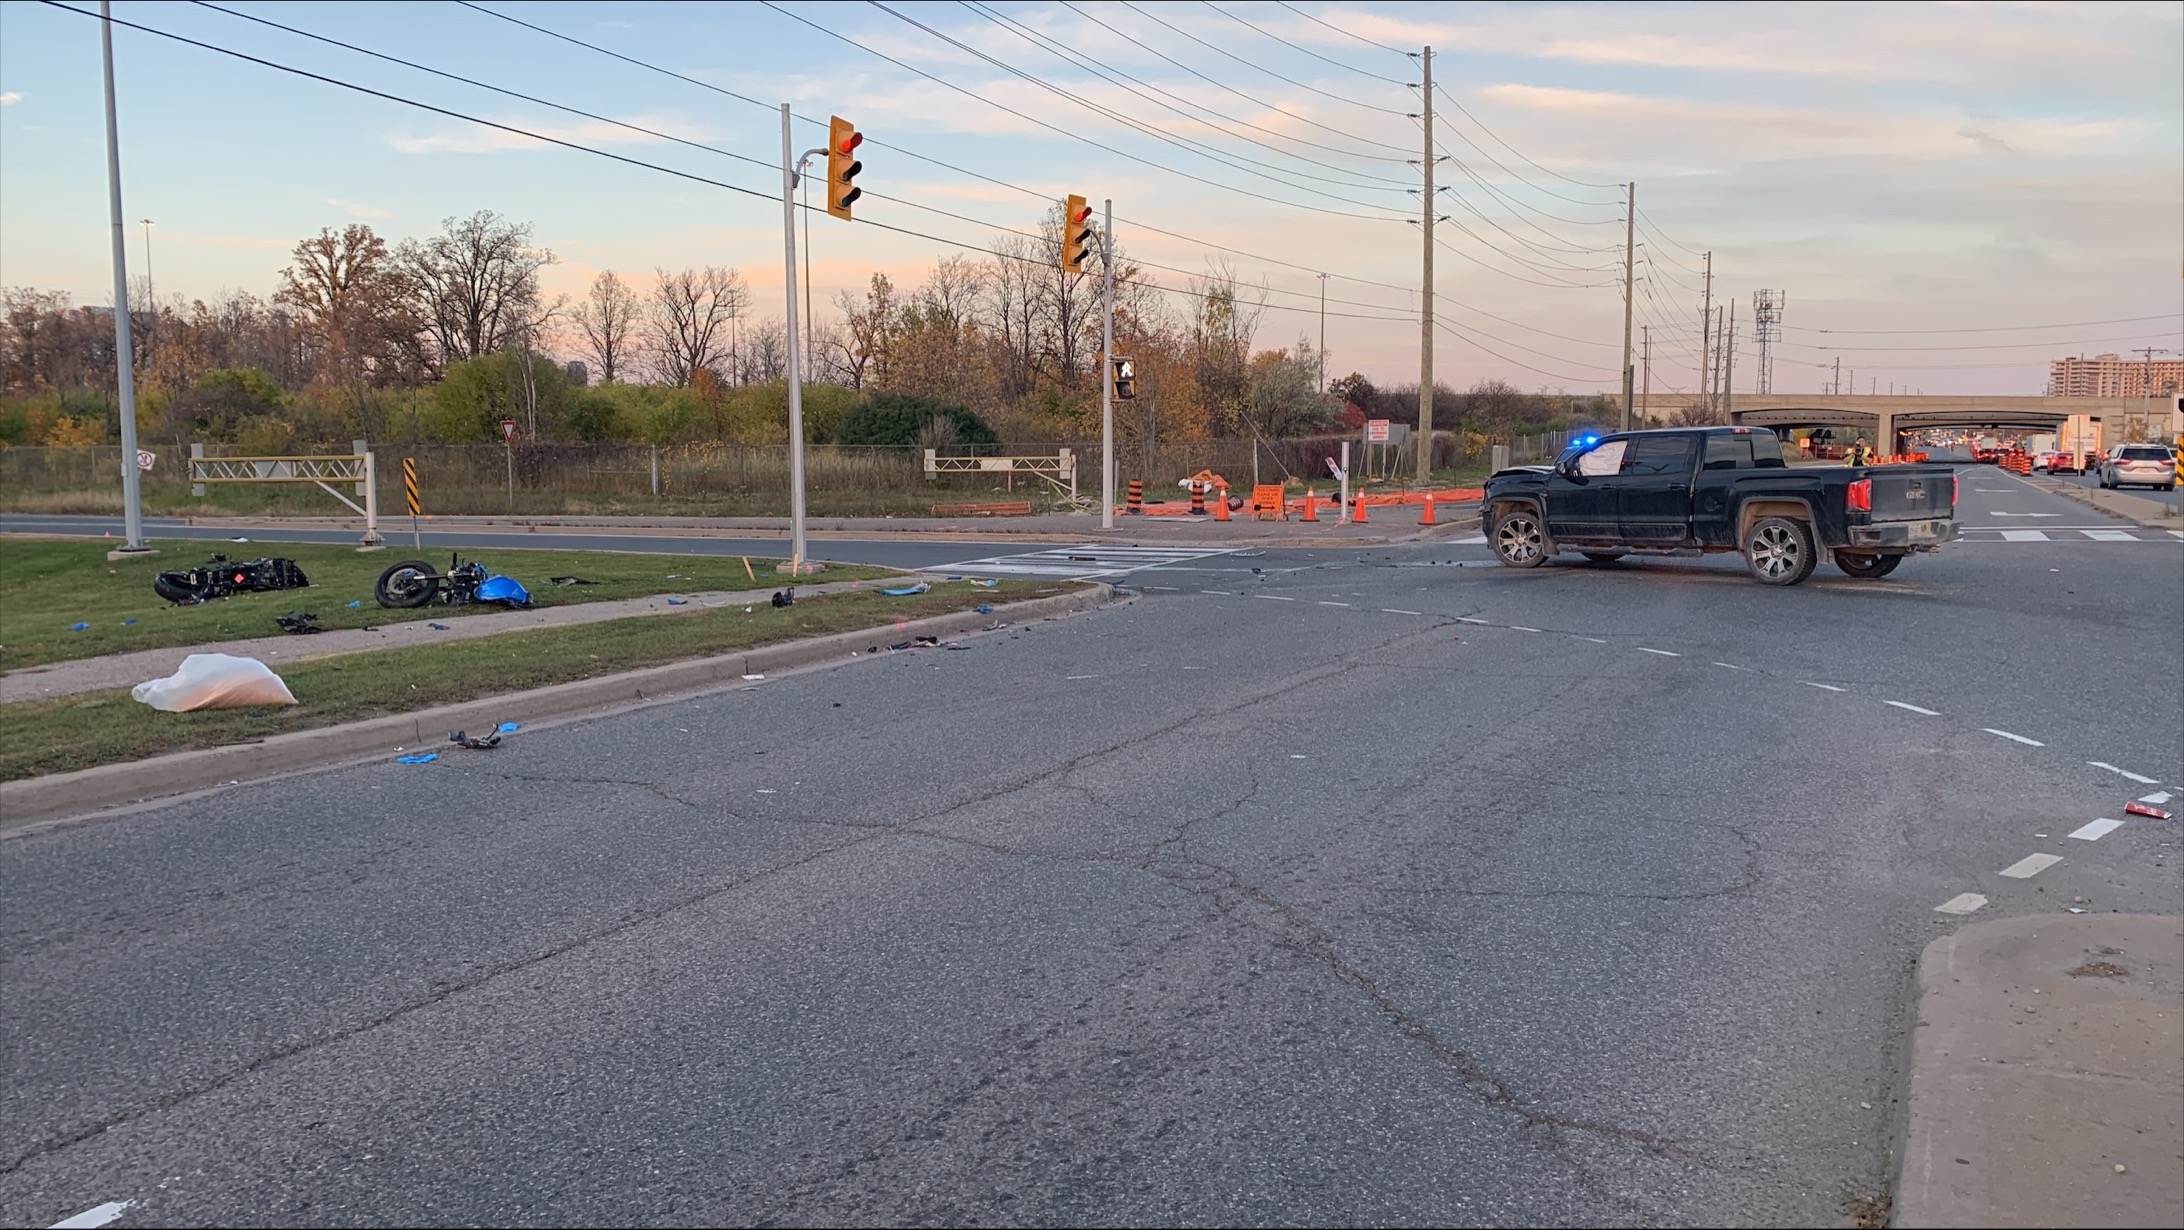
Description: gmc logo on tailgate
xmin=1905 ymin=482 xmax=1926 ymax=501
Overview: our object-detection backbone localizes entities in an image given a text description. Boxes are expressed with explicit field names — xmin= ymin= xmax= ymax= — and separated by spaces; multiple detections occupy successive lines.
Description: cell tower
xmin=1751 ymin=290 xmax=1785 ymax=394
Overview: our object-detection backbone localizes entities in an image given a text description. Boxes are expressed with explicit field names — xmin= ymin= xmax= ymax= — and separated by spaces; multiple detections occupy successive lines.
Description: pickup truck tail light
xmin=1846 ymin=478 xmax=1872 ymax=513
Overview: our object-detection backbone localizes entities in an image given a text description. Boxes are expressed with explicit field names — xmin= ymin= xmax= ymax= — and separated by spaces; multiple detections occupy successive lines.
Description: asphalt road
xmin=4 ymin=475 xmax=2180 ymax=1227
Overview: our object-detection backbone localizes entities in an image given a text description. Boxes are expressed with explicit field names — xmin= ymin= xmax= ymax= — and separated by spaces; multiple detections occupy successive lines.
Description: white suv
xmin=2099 ymin=444 xmax=2178 ymax=491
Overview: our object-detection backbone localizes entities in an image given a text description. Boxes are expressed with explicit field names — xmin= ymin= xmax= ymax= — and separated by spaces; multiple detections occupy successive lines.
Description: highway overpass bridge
xmin=1608 ymin=394 xmax=2179 ymax=449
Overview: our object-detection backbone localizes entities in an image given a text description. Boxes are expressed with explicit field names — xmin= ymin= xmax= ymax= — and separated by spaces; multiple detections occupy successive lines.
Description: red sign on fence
xmin=1366 ymin=419 xmax=1391 ymax=443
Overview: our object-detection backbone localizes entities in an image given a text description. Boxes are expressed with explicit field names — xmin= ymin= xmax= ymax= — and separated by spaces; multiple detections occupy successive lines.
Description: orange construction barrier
xmin=1251 ymin=484 xmax=1285 ymax=521
xmin=1419 ymin=495 xmax=1436 ymax=526
xmin=1189 ymin=482 xmax=1206 ymax=515
xmin=1126 ymin=478 xmax=1143 ymax=514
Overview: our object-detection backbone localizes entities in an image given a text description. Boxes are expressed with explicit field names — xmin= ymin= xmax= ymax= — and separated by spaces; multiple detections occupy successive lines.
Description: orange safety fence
xmin=1118 ymin=485 xmax=1487 ymax=517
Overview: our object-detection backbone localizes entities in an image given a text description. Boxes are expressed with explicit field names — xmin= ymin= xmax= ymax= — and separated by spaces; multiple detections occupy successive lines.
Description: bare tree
xmin=743 ymin=316 xmax=787 ymax=383
xmin=982 ymin=237 xmax=1043 ymax=400
xmin=575 ymin=269 xmax=641 ymax=384
xmin=399 ymin=210 xmax=555 ymax=373
xmin=1669 ymin=400 xmax=1719 ymax=427
xmin=826 ymin=273 xmax=897 ymax=390
xmin=648 ymin=265 xmax=747 ymax=386
xmin=274 ymin=224 xmax=421 ymax=388
xmin=1190 ymin=259 xmax=1265 ymax=433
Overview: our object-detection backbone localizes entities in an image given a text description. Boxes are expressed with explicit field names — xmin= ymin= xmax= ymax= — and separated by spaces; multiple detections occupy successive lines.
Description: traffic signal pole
xmin=1100 ymin=198 xmax=1115 ymax=531
xmin=779 ymin=103 xmax=810 ymax=571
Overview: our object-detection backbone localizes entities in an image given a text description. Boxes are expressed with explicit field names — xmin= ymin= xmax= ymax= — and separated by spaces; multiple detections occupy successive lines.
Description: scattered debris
xmin=395 ymin=752 xmax=439 ymax=764
xmin=976 ymin=605 xmax=995 ymax=614
xmin=2124 ymin=801 xmax=2170 ymax=820
xmin=879 ymin=582 xmax=931 ymax=597
xmin=69 ymin=622 xmax=89 ymax=632
xmin=771 ymin=588 xmax=795 ymax=607
xmin=497 ymin=722 xmax=519 ymax=733
xmin=122 ymin=618 xmax=137 ymax=625
xmin=428 ymin=622 xmax=450 ymax=631
xmin=2068 ymin=961 xmax=2128 ymax=978
xmin=742 ymin=673 xmax=765 ymax=681
xmin=275 ymin=612 xmax=322 ymax=635
xmin=967 ymin=578 xmax=999 ymax=588
xmin=346 ymin=600 xmax=363 ymax=609
xmin=665 ymin=598 xmax=689 ymax=606
xmin=913 ymin=635 xmax=940 ymax=646
xmin=889 ymin=640 xmax=914 ymax=651
xmin=549 ymin=575 xmax=597 ymax=587
xmin=447 ymin=727 xmax=502 ymax=750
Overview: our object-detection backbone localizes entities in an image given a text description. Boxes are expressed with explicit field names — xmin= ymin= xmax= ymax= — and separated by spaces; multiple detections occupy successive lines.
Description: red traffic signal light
xmin=1062 ymin=194 xmax=1095 ymax=273
xmin=827 ymin=116 xmax=863 ymax=221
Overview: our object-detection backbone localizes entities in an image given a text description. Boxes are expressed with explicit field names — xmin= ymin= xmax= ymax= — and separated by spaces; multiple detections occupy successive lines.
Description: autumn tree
xmin=646 ymin=265 xmax=746 ymax=386
xmin=400 ymin=210 xmax=556 ymax=373
xmin=273 ymin=224 xmax=421 ymax=390
xmin=575 ymin=269 xmax=642 ymax=383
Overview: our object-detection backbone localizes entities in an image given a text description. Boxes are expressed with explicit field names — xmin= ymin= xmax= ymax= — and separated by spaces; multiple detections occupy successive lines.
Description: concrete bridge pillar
xmin=1876 ymin=410 xmax=1898 ymax=453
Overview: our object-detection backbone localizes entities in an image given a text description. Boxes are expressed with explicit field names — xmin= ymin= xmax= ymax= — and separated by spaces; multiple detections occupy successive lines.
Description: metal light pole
xmin=779 ymin=104 xmax=809 ymax=570
xmin=139 ymin=218 xmax=154 ymax=299
xmin=1099 ymin=198 xmax=1115 ymax=531
xmin=101 ymin=1 xmax=150 ymax=555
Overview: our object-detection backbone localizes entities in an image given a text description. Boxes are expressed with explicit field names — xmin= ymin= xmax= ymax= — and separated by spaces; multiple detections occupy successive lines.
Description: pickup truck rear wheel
xmin=1834 ymin=550 xmax=1900 ymax=579
xmin=1492 ymin=508 xmax=1550 ymax=568
xmin=1744 ymin=516 xmax=1817 ymax=586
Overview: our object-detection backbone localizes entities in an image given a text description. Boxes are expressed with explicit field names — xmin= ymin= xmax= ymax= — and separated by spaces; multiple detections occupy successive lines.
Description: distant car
xmin=2048 ymin=451 xmax=2080 ymax=475
xmin=2033 ymin=451 xmax=2059 ymax=472
xmin=2099 ymin=444 xmax=2178 ymax=491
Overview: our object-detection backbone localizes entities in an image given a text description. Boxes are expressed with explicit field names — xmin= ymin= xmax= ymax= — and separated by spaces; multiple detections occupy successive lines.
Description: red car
xmin=2048 ymin=451 xmax=2081 ymax=475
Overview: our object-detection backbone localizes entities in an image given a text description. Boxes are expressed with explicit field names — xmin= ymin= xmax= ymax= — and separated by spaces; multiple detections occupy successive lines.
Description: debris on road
xmin=275 ymin=613 xmax=321 ymax=635
xmin=2124 ymin=801 xmax=2170 ymax=820
xmin=879 ymin=582 xmax=931 ymax=596
xmin=447 ymin=728 xmax=502 ymax=750
xmin=395 ymin=752 xmax=439 ymax=764
xmin=772 ymin=588 xmax=795 ymax=607
xmin=550 ymin=575 xmax=597 ymax=586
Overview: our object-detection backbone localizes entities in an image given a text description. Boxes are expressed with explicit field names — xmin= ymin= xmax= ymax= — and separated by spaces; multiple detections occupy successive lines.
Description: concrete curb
xmin=0 ymin=584 xmax=1114 ymax=834
xmin=1893 ymin=913 xmax=2183 ymax=1229
xmin=2023 ymin=475 xmax=2181 ymax=530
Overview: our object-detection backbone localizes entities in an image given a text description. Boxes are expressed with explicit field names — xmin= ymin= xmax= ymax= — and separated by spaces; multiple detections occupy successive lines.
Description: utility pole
xmin=1620 ymin=181 xmax=1635 ymax=430
xmin=1317 ymin=272 xmax=1329 ymax=393
xmin=1723 ymin=299 xmax=1737 ymax=421
xmin=100 ymin=0 xmax=149 ymax=556
xmin=1697 ymin=251 xmax=1713 ymax=418
xmin=1640 ymin=324 xmax=1651 ymax=425
xmin=1832 ymin=356 xmax=1841 ymax=396
xmin=1100 ymin=198 xmax=1115 ymax=531
xmin=778 ymin=104 xmax=810 ymax=572
xmin=1416 ymin=45 xmax=1435 ymax=482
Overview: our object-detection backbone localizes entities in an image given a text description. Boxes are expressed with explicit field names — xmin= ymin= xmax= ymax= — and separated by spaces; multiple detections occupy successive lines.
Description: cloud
xmin=387 ymin=113 xmax=713 ymax=156
xmin=326 ymin=198 xmax=391 ymax=219
xmin=0 ymin=92 xmax=22 ymax=106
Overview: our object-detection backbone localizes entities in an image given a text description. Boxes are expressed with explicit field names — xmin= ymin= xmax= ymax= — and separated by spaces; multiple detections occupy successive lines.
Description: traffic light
xmin=826 ymin=116 xmax=863 ymax=221
xmin=1062 ymin=194 xmax=1095 ymax=273
xmin=1112 ymin=355 xmax=1136 ymax=400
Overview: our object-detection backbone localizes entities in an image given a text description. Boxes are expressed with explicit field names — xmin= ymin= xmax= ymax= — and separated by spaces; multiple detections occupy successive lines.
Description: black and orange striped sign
xmin=402 ymin=457 xmax=420 ymax=515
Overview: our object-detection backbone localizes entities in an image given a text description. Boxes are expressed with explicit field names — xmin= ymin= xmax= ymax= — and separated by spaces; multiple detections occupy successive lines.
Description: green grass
xmin=0 ymin=538 xmax=896 ymax=673
xmin=0 ymin=579 xmax=1067 ymax=781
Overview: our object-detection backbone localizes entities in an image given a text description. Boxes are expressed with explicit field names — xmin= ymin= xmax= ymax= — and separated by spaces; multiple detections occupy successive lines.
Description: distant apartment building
xmin=2047 ymin=352 xmax=2184 ymax=397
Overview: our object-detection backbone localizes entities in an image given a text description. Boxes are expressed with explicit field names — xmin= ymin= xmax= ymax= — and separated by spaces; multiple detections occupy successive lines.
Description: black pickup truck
xmin=1481 ymin=426 xmax=1960 ymax=585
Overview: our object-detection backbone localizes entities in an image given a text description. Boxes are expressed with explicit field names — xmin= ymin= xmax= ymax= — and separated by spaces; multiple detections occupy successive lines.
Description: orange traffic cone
xmin=1301 ymin=487 xmax=1318 ymax=522
xmin=1420 ymin=495 xmax=1436 ymax=526
xmin=1213 ymin=484 xmax=1230 ymax=521
xmin=1352 ymin=497 xmax=1368 ymax=524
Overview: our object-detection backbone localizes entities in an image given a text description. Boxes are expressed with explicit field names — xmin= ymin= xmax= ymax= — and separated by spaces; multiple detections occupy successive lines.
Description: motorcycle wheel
xmin=375 ymin=560 xmax=440 ymax=609
xmin=153 ymin=570 xmax=216 ymax=605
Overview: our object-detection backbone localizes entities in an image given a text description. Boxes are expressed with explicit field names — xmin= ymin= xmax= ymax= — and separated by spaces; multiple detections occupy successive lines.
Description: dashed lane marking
xmin=1202 ymin=589 xmax=1234 ymax=595
xmin=1982 ymin=728 xmax=2045 ymax=747
xmin=1254 ymin=594 xmax=1296 ymax=602
xmin=1885 ymin=700 xmax=1941 ymax=715
xmin=1802 ymin=682 xmax=1846 ymax=692
xmin=1577 ymin=636 xmax=1608 ymax=644
xmin=1934 ymin=893 xmax=1988 ymax=915
xmin=1510 ymin=625 xmax=1543 ymax=632
xmin=2068 ymin=818 xmax=2124 ymax=842
xmin=1637 ymin=648 xmax=1681 ymax=657
xmin=2141 ymin=791 xmax=2175 ymax=805
xmin=1317 ymin=601 xmax=1352 ymax=607
xmin=936 ymin=544 xmax=1237 ymax=579
xmin=1712 ymin=662 xmax=1745 ymax=670
xmin=1998 ymin=853 xmax=2064 ymax=878
xmin=1381 ymin=608 xmax=1422 ymax=615
xmin=1456 ymin=617 xmax=1491 ymax=625
xmin=2088 ymin=762 xmax=2160 ymax=784
xmin=50 ymin=1204 xmax=133 ymax=1230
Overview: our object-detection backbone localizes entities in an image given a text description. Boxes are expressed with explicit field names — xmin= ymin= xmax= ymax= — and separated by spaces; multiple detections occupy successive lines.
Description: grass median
xmin=0 ymin=538 xmax=897 ymax=673
xmin=0 ymin=579 xmax=1068 ymax=781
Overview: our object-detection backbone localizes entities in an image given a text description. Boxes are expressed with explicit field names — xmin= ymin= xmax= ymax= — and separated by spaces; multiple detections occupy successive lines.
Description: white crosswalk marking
xmin=2080 ymin=528 xmax=2138 ymax=541
xmin=1957 ymin=527 xmax=2177 ymax=544
xmin=935 ymin=544 xmax=1238 ymax=579
xmin=1997 ymin=529 xmax=2050 ymax=542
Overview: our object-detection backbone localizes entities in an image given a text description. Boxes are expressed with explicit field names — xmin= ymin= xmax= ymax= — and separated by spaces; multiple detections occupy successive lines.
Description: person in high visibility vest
xmin=1844 ymin=437 xmax=1874 ymax=466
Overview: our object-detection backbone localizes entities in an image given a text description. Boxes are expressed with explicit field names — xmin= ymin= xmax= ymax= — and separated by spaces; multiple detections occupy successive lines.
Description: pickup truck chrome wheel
xmin=1493 ymin=510 xmax=1550 ymax=568
xmin=1744 ymin=517 xmax=1816 ymax=585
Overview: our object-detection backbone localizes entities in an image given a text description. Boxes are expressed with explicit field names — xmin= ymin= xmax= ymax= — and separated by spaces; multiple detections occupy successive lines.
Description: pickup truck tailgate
xmin=1863 ymin=467 xmax=1952 ymax=520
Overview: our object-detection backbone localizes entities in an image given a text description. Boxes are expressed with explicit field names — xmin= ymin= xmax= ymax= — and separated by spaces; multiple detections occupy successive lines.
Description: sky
xmin=1 ymin=0 xmax=2179 ymax=398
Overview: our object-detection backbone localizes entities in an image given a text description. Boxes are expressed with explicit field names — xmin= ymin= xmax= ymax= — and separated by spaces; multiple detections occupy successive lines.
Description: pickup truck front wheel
xmin=1834 ymin=550 xmax=1902 ymax=579
xmin=1743 ymin=517 xmax=1817 ymax=585
xmin=1492 ymin=508 xmax=1551 ymax=568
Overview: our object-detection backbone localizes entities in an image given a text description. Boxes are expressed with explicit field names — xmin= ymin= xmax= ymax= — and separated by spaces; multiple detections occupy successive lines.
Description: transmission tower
xmin=1752 ymin=289 xmax=1785 ymax=394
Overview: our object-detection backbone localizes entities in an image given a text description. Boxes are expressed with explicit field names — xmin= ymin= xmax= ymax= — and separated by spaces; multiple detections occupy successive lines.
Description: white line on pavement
xmin=1143 ymin=585 xmax=1181 ymax=591
xmin=1254 ymin=594 xmax=1296 ymax=601
xmin=50 ymin=1204 xmax=133 ymax=1230
xmin=1998 ymin=853 xmax=2064 ymax=878
xmin=2081 ymin=528 xmax=2138 ymax=542
xmin=1712 ymin=662 xmax=1745 ymax=670
xmin=1510 ymin=625 xmax=1543 ymax=632
xmin=1638 ymin=648 xmax=1680 ymax=657
xmin=1202 ymin=589 xmax=1234 ymax=595
xmin=1997 ymin=529 xmax=2051 ymax=542
xmin=1982 ymin=728 xmax=2045 ymax=746
xmin=1456 ymin=617 xmax=1490 ymax=624
xmin=1933 ymin=893 xmax=1988 ymax=915
xmin=1316 ymin=601 xmax=1352 ymax=607
xmin=1381 ymin=608 xmax=1422 ymax=615
xmin=2141 ymin=791 xmax=2174 ymax=805
xmin=2068 ymin=818 xmax=2124 ymax=842
xmin=2088 ymin=762 xmax=2159 ymax=784
xmin=1802 ymin=682 xmax=1846 ymax=692
xmin=1452 ymin=535 xmax=1487 ymax=544
xmin=1577 ymin=636 xmax=1608 ymax=644
xmin=1885 ymin=700 xmax=1941 ymax=715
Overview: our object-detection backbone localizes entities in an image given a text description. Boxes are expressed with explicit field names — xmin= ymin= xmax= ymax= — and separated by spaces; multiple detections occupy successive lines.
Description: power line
xmin=764 ymin=0 xmax=1403 ymax=222
xmin=1435 ymin=319 xmax=1615 ymax=385
xmin=955 ymin=1 xmax=1415 ymax=185
xmin=1430 ymin=80 xmax=1620 ymax=193
xmin=1773 ymin=330 xmax=2183 ymax=353
xmin=1118 ymin=0 xmax=1412 ymax=117
xmin=1782 ymin=314 xmax=2184 ymax=336
xmin=1274 ymin=0 xmax=1411 ymax=58
xmin=1055 ymin=0 xmax=1415 ymax=157
xmin=1200 ymin=0 xmax=1411 ymax=85
xmin=1633 ymin=206 xmax=1708 ymax=259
